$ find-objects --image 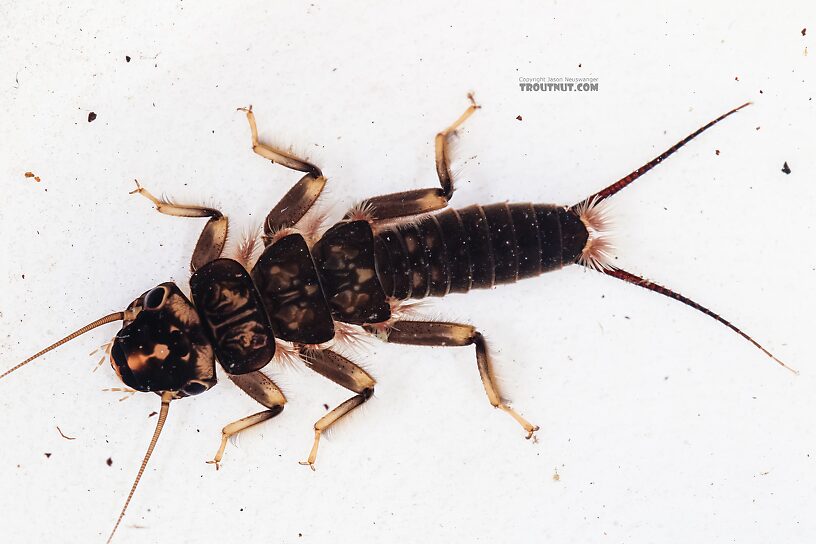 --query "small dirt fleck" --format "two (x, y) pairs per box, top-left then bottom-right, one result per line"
(88, 112), (97, 122)
(735, 76), (739, 81)
(44, 453), (52, 458)
(125, 55), (131, 62)
(802, 28), (807, 36)
(106, 457), (113, 467)
(24, 171), (42, 182)
(148, 411), (158, 418)
(782, 161), (791, 174)
(57, 426), (76, 440)
(323, 404), (329, 410)
(516, 115), (523, 121)
(715, 149), (720, 156)
(578, 63), (582, 68)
